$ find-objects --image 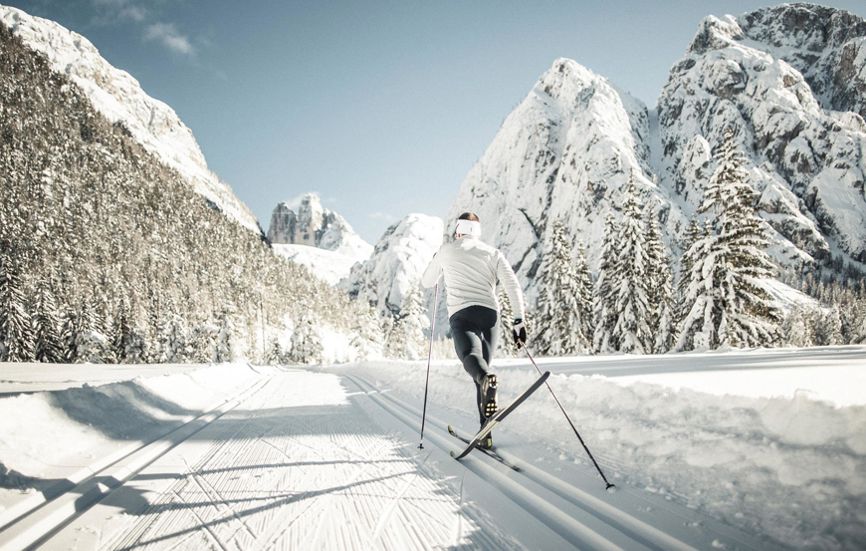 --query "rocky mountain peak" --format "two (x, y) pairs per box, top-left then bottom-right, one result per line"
(267, 193), (372, 261)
